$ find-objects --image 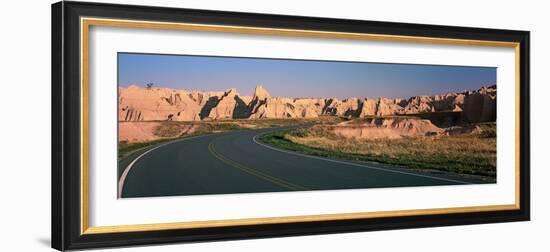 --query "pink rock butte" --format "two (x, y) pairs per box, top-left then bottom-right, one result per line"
(118, 84), (496, 123)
